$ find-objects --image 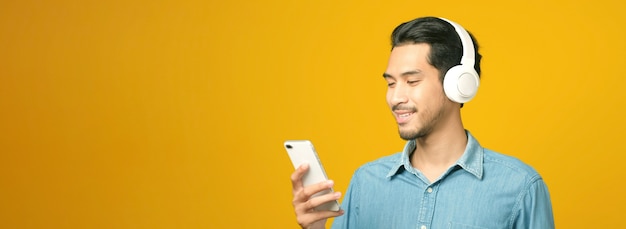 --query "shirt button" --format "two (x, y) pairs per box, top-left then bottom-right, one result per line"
(427, 187), (433, 193)
(420, 225), (427, 229)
